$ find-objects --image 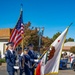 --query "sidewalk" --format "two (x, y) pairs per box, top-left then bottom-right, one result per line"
(0, 63), (6, 70)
